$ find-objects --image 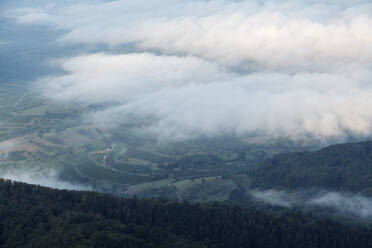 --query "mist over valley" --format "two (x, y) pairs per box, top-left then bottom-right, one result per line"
(1, 0), (372, 247)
